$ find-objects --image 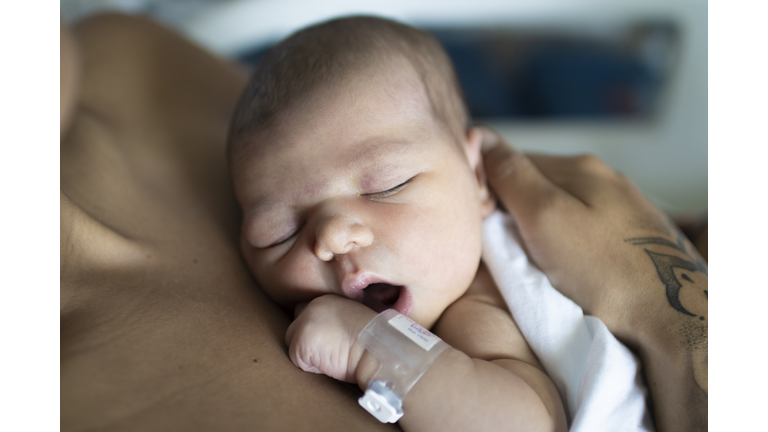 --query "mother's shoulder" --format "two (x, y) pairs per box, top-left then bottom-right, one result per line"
(72, 13), (247, 141)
